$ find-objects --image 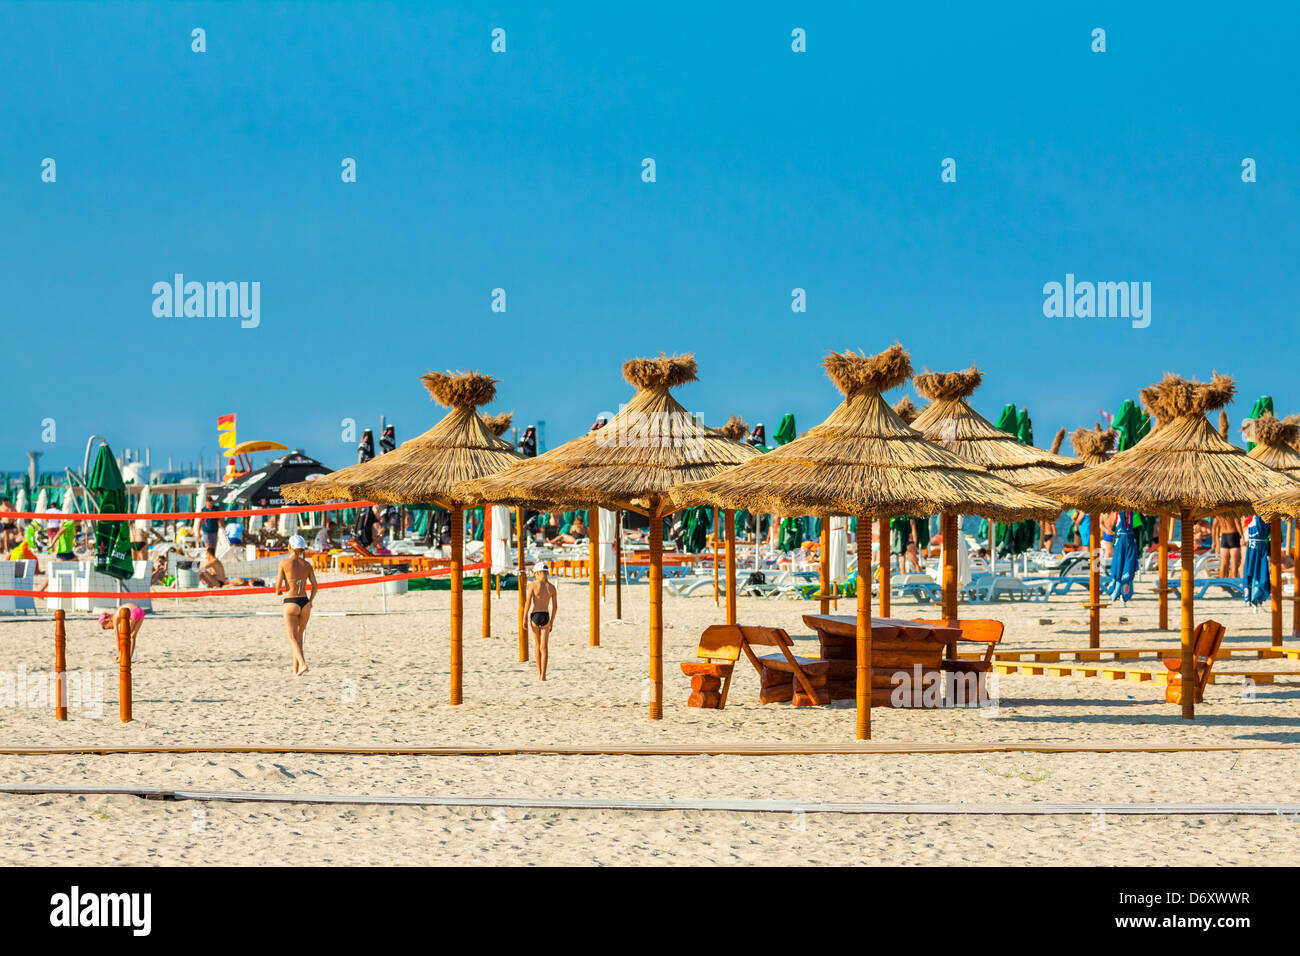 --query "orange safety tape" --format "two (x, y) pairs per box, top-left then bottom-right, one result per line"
(2, 501), (375, 521)
(0, 562), (491, 599)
